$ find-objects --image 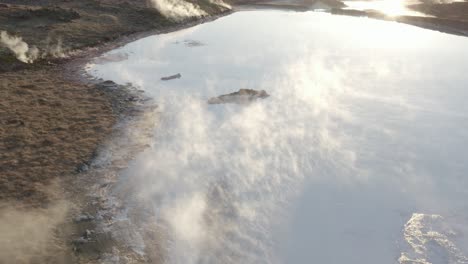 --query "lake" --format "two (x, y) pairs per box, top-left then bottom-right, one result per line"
(88, 10), (468, 264)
